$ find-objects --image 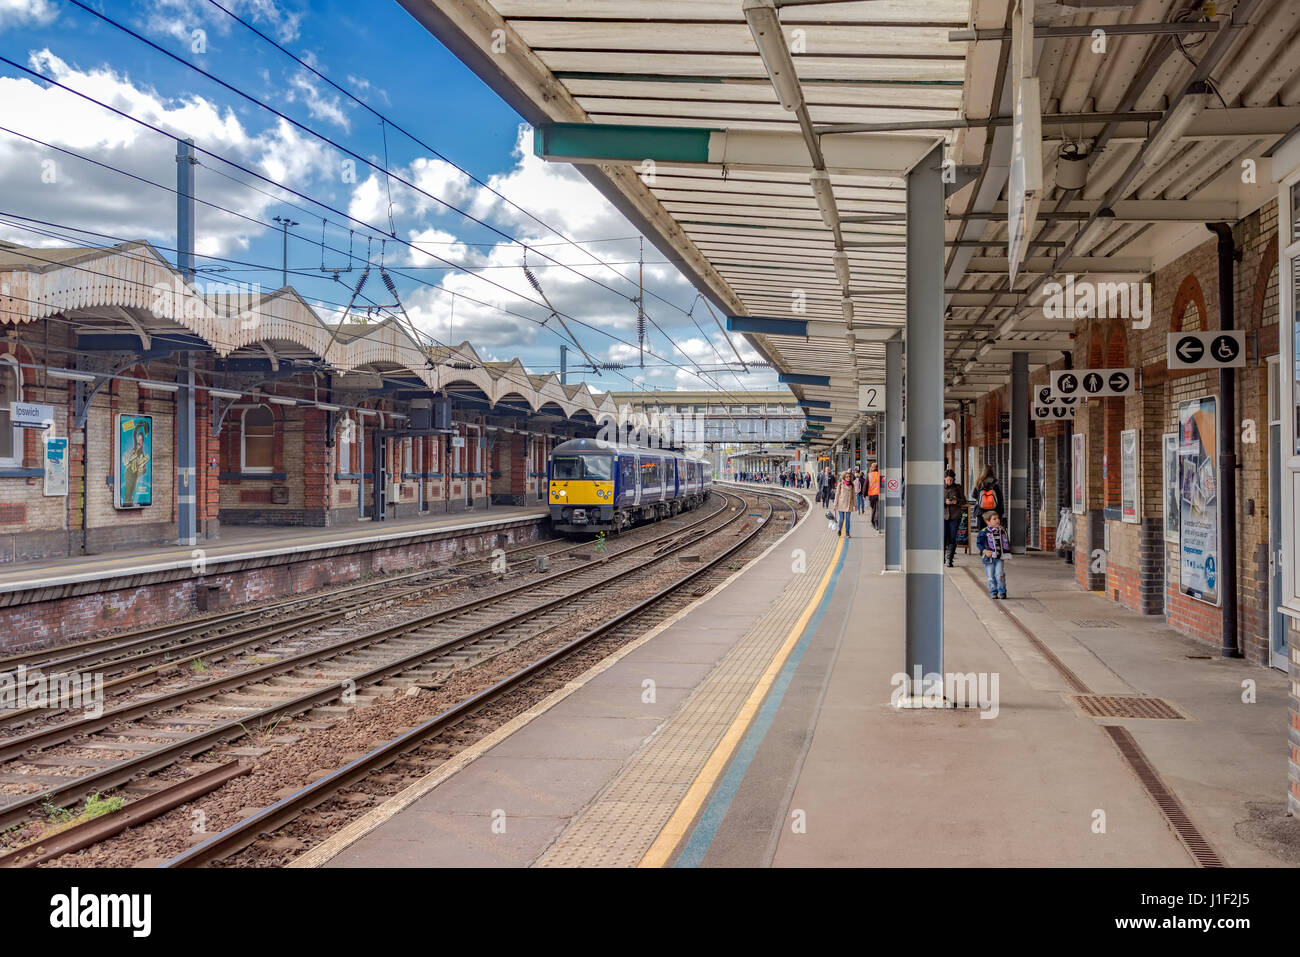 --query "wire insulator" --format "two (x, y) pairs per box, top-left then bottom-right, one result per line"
(381, 268), (399, 299)
(353, 267), (369, 296)
(523, 264), (543, 295)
